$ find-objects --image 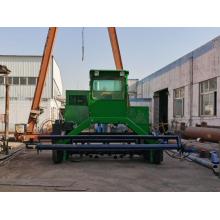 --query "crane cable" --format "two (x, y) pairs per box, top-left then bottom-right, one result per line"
(82, 27), (85, 61)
